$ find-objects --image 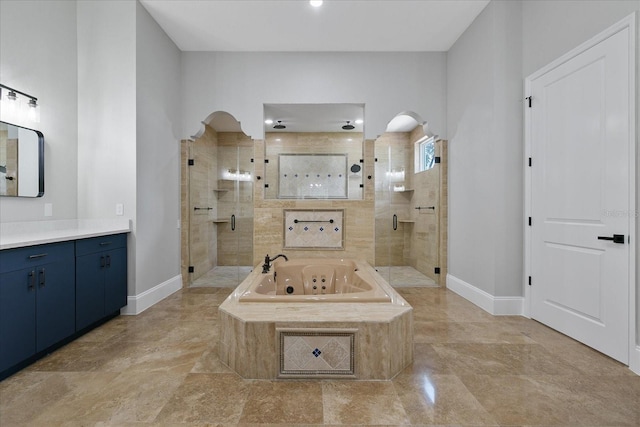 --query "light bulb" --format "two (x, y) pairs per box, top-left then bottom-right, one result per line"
(310, 0), (323, 7)
(27, 99), (40, 123)
(264, 119), (273, 125)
